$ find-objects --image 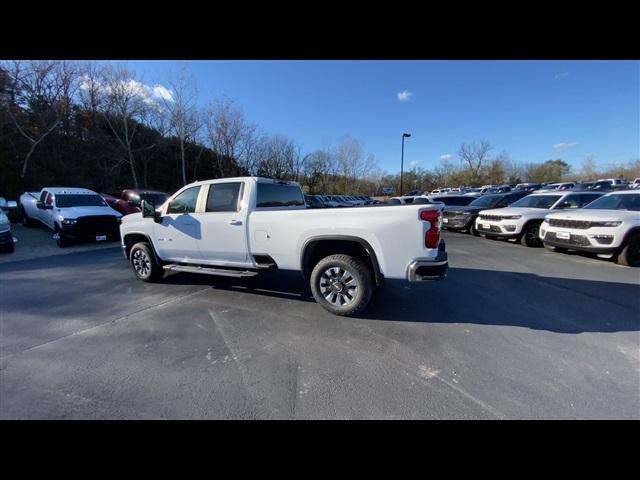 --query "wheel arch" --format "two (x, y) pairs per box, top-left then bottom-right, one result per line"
(123, 231), (162, 264)
(300, 235), (383, 287)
